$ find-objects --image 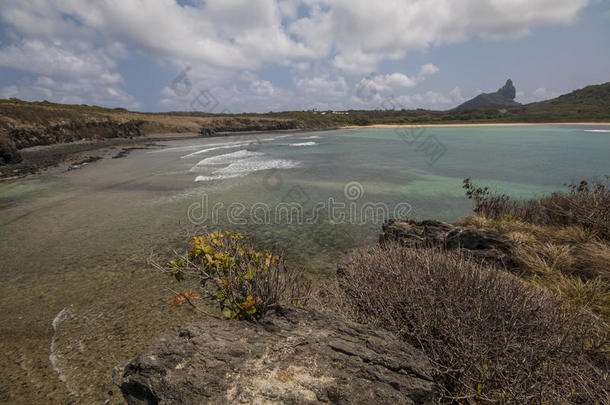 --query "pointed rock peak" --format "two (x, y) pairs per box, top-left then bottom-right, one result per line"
(498, 79), (516, 100)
